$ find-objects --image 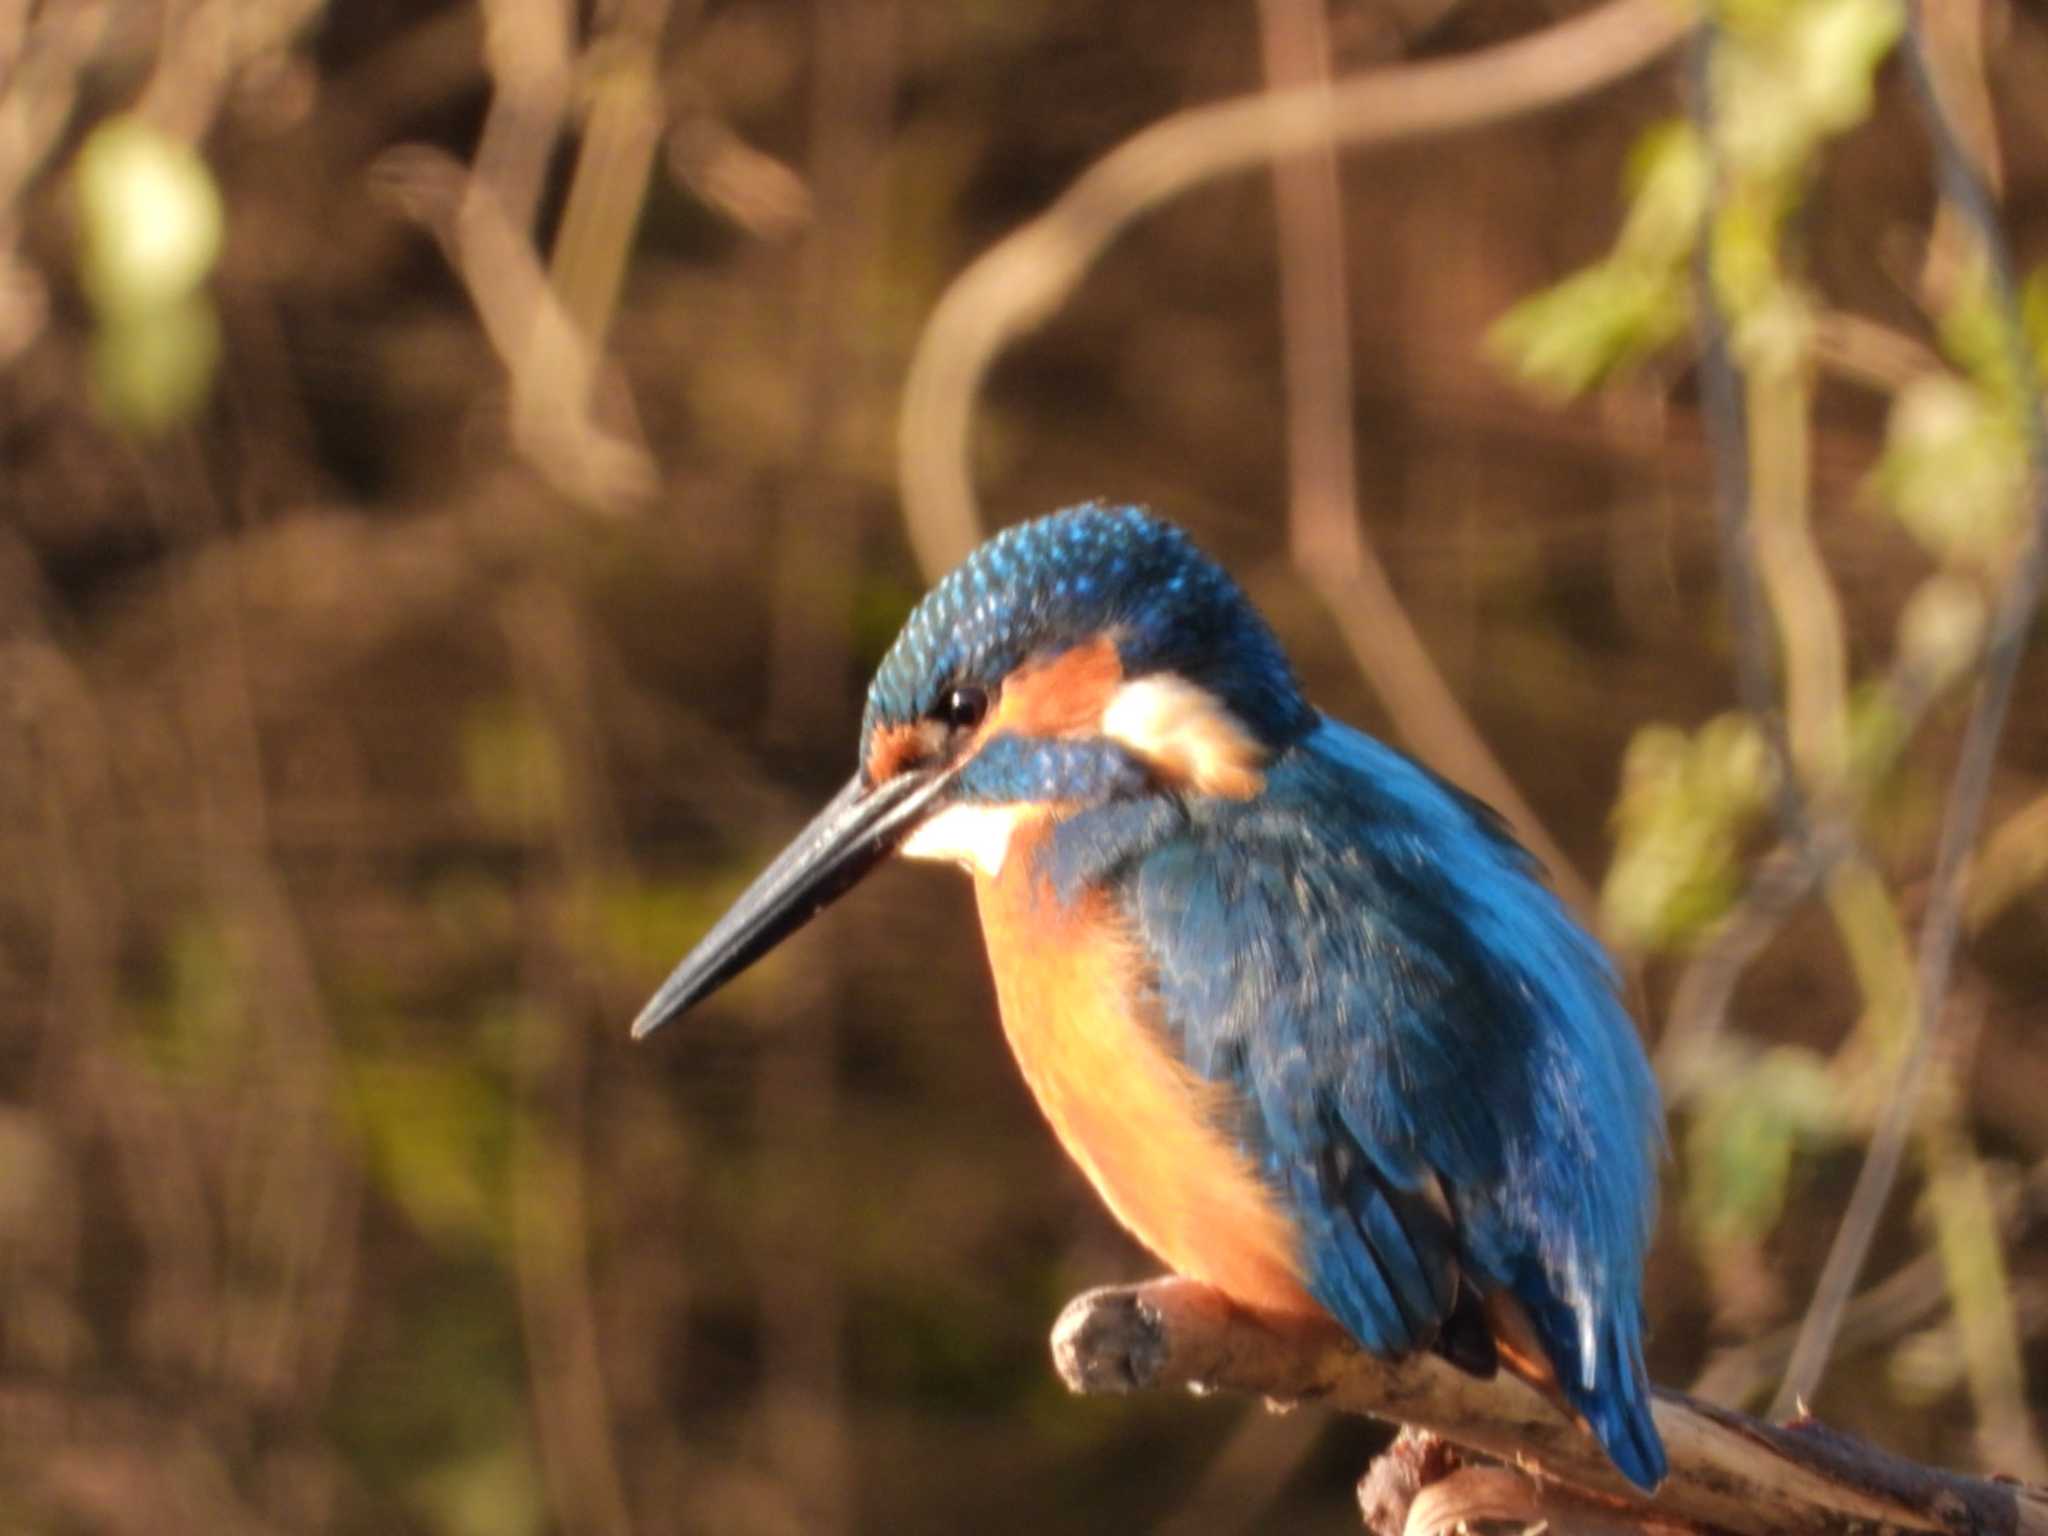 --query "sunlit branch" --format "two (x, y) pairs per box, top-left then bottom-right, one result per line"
(1055, 1277), (2048, 1536)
